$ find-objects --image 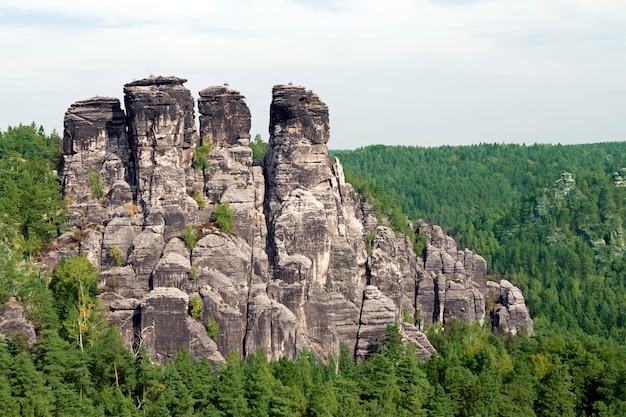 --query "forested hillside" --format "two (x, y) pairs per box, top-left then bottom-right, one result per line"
(1, 126), (626, 416)
(333, 143), (626, 341)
